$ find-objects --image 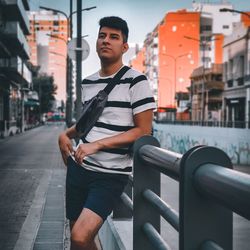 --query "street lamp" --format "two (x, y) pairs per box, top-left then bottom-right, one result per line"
(219, 8), (250, 18)
(161, 53), (190, 108)
(39, 5), (96, 126)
